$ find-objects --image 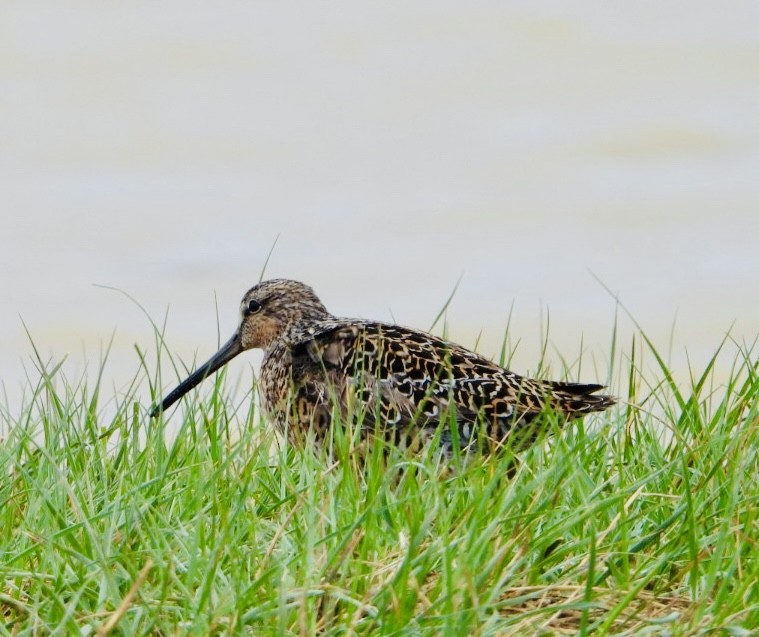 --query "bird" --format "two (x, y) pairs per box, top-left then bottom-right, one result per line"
(151, 279), (614, 454)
